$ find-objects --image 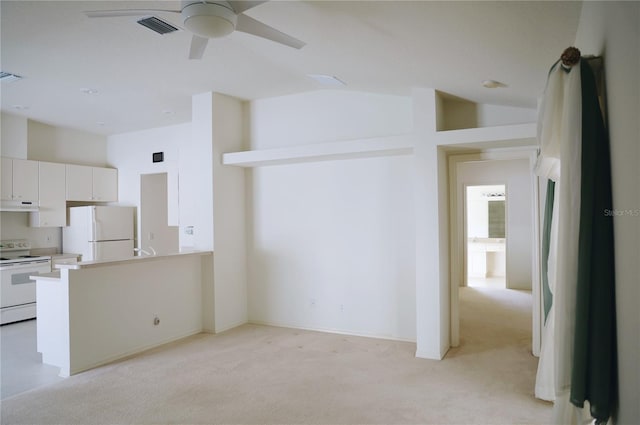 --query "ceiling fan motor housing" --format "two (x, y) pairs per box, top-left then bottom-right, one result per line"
(182, 1), (237, 38)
